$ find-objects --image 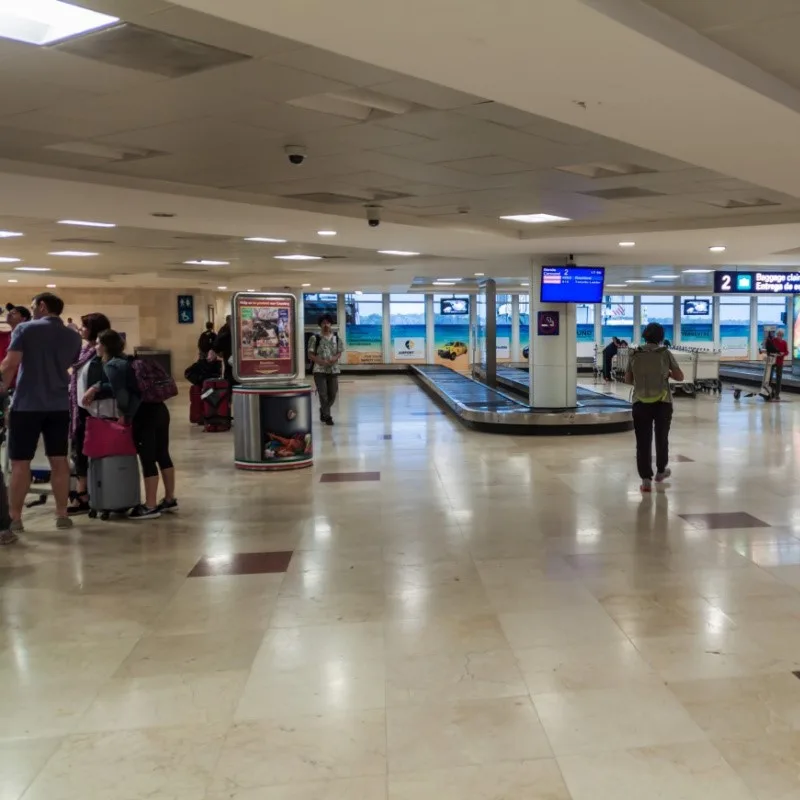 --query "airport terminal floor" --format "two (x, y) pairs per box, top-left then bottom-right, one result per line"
(3, 375), (800, 799)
